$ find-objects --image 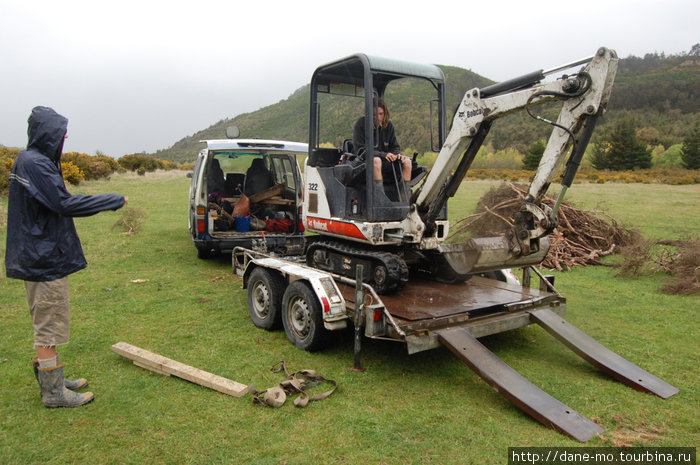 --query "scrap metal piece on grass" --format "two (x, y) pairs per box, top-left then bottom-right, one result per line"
(111, 342), (251, 397)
